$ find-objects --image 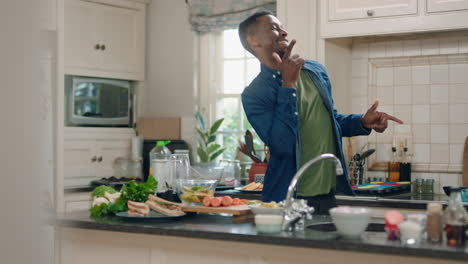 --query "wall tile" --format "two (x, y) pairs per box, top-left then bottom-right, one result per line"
(376, 143), (392, 162)
(376, 67), (393, 86)
(351, 96), (367, 113)
(386, 41), (403, 57)
(430, 84), (449, 104)
(430, 124), (449, 144)
(449, 84), (468, 104)
(413, 144), (430, 163)
(449, 64), (468, 84)
(412, 105), (430, 123)
(449, 144), (463, 164)
(394, 85), (412, 105)
(394, 105), (412, 124)
(352, 43), (369, 59)
(439, 38), (459, 54)
(412, 85), (430, 104)
(377, 85), (394, 105)
(351, 59), (368, 78)
(394, 66), (411, 85)
(460, 37), (468, 53)
(430, 64), (449, 84)
(412, 65), (430, 85)
(369, 42), (386, 58)
(412, 124), (430, 143)
(421, 38), (439, 55)
(430, 104), (448, 124)
(403, 40), (421, 56)
(439, 174), (461, 190)
(449, 124), (468, 143)
(351, 78), (367, 97)
(449, 104), (468, 123)
(430, 144), (449, 164)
